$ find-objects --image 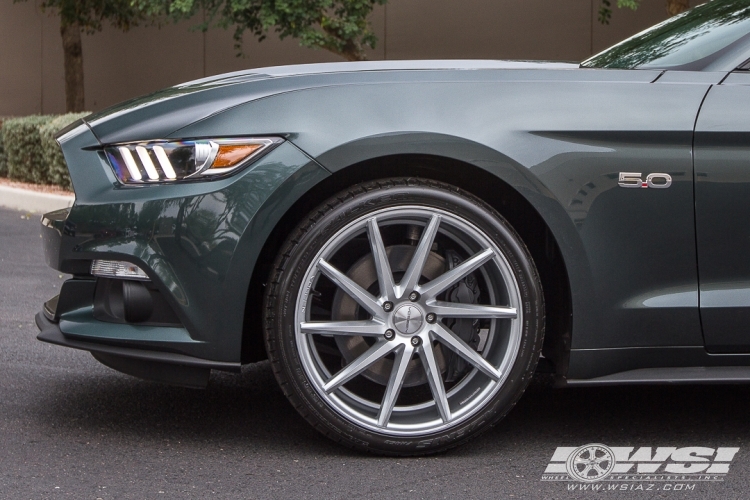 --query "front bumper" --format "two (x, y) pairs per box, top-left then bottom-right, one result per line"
(39, 123), (330, 367)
